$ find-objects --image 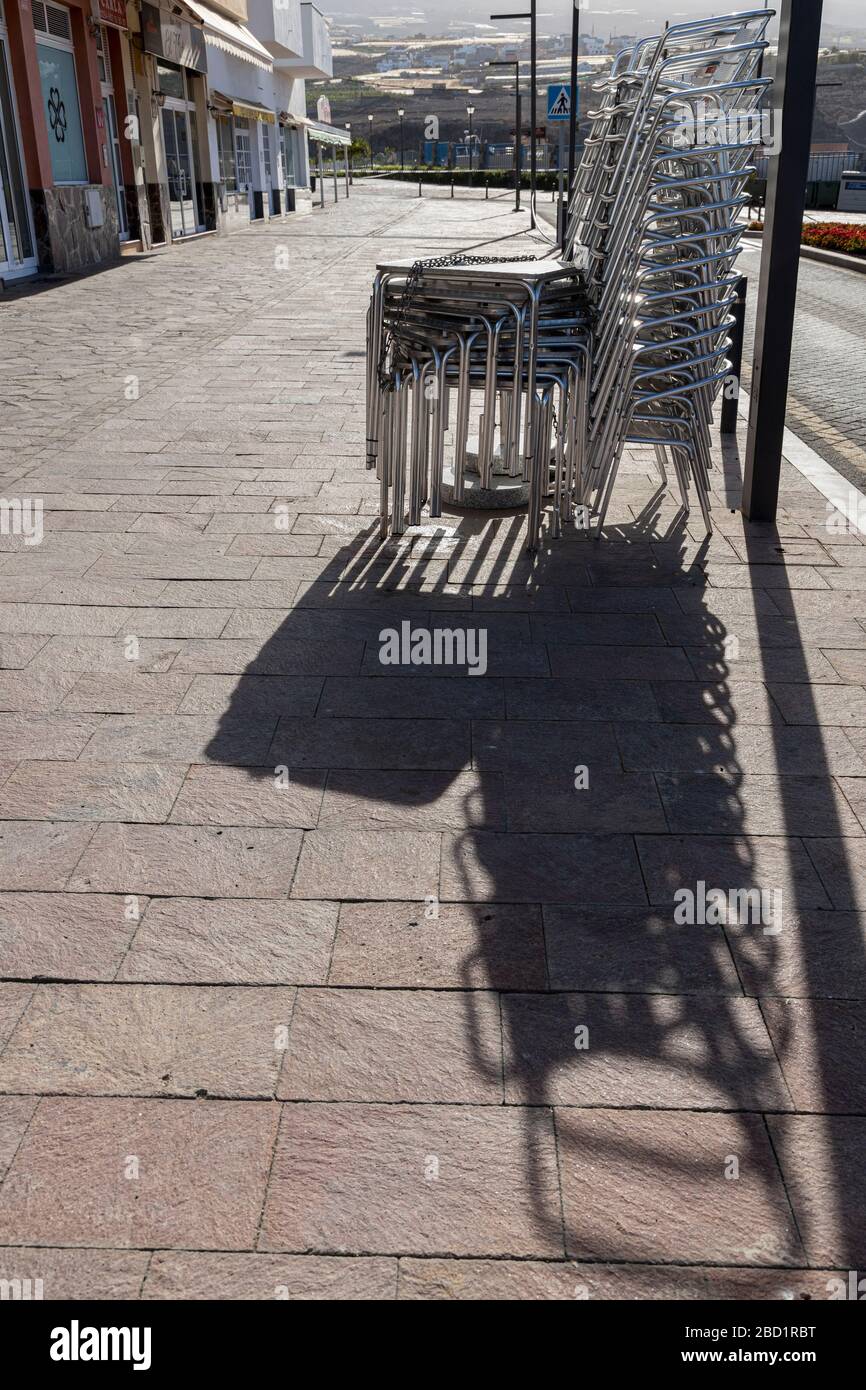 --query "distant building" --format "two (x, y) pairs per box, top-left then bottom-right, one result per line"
(606, 34), (637, 55)
(579, 34), (605, 56)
